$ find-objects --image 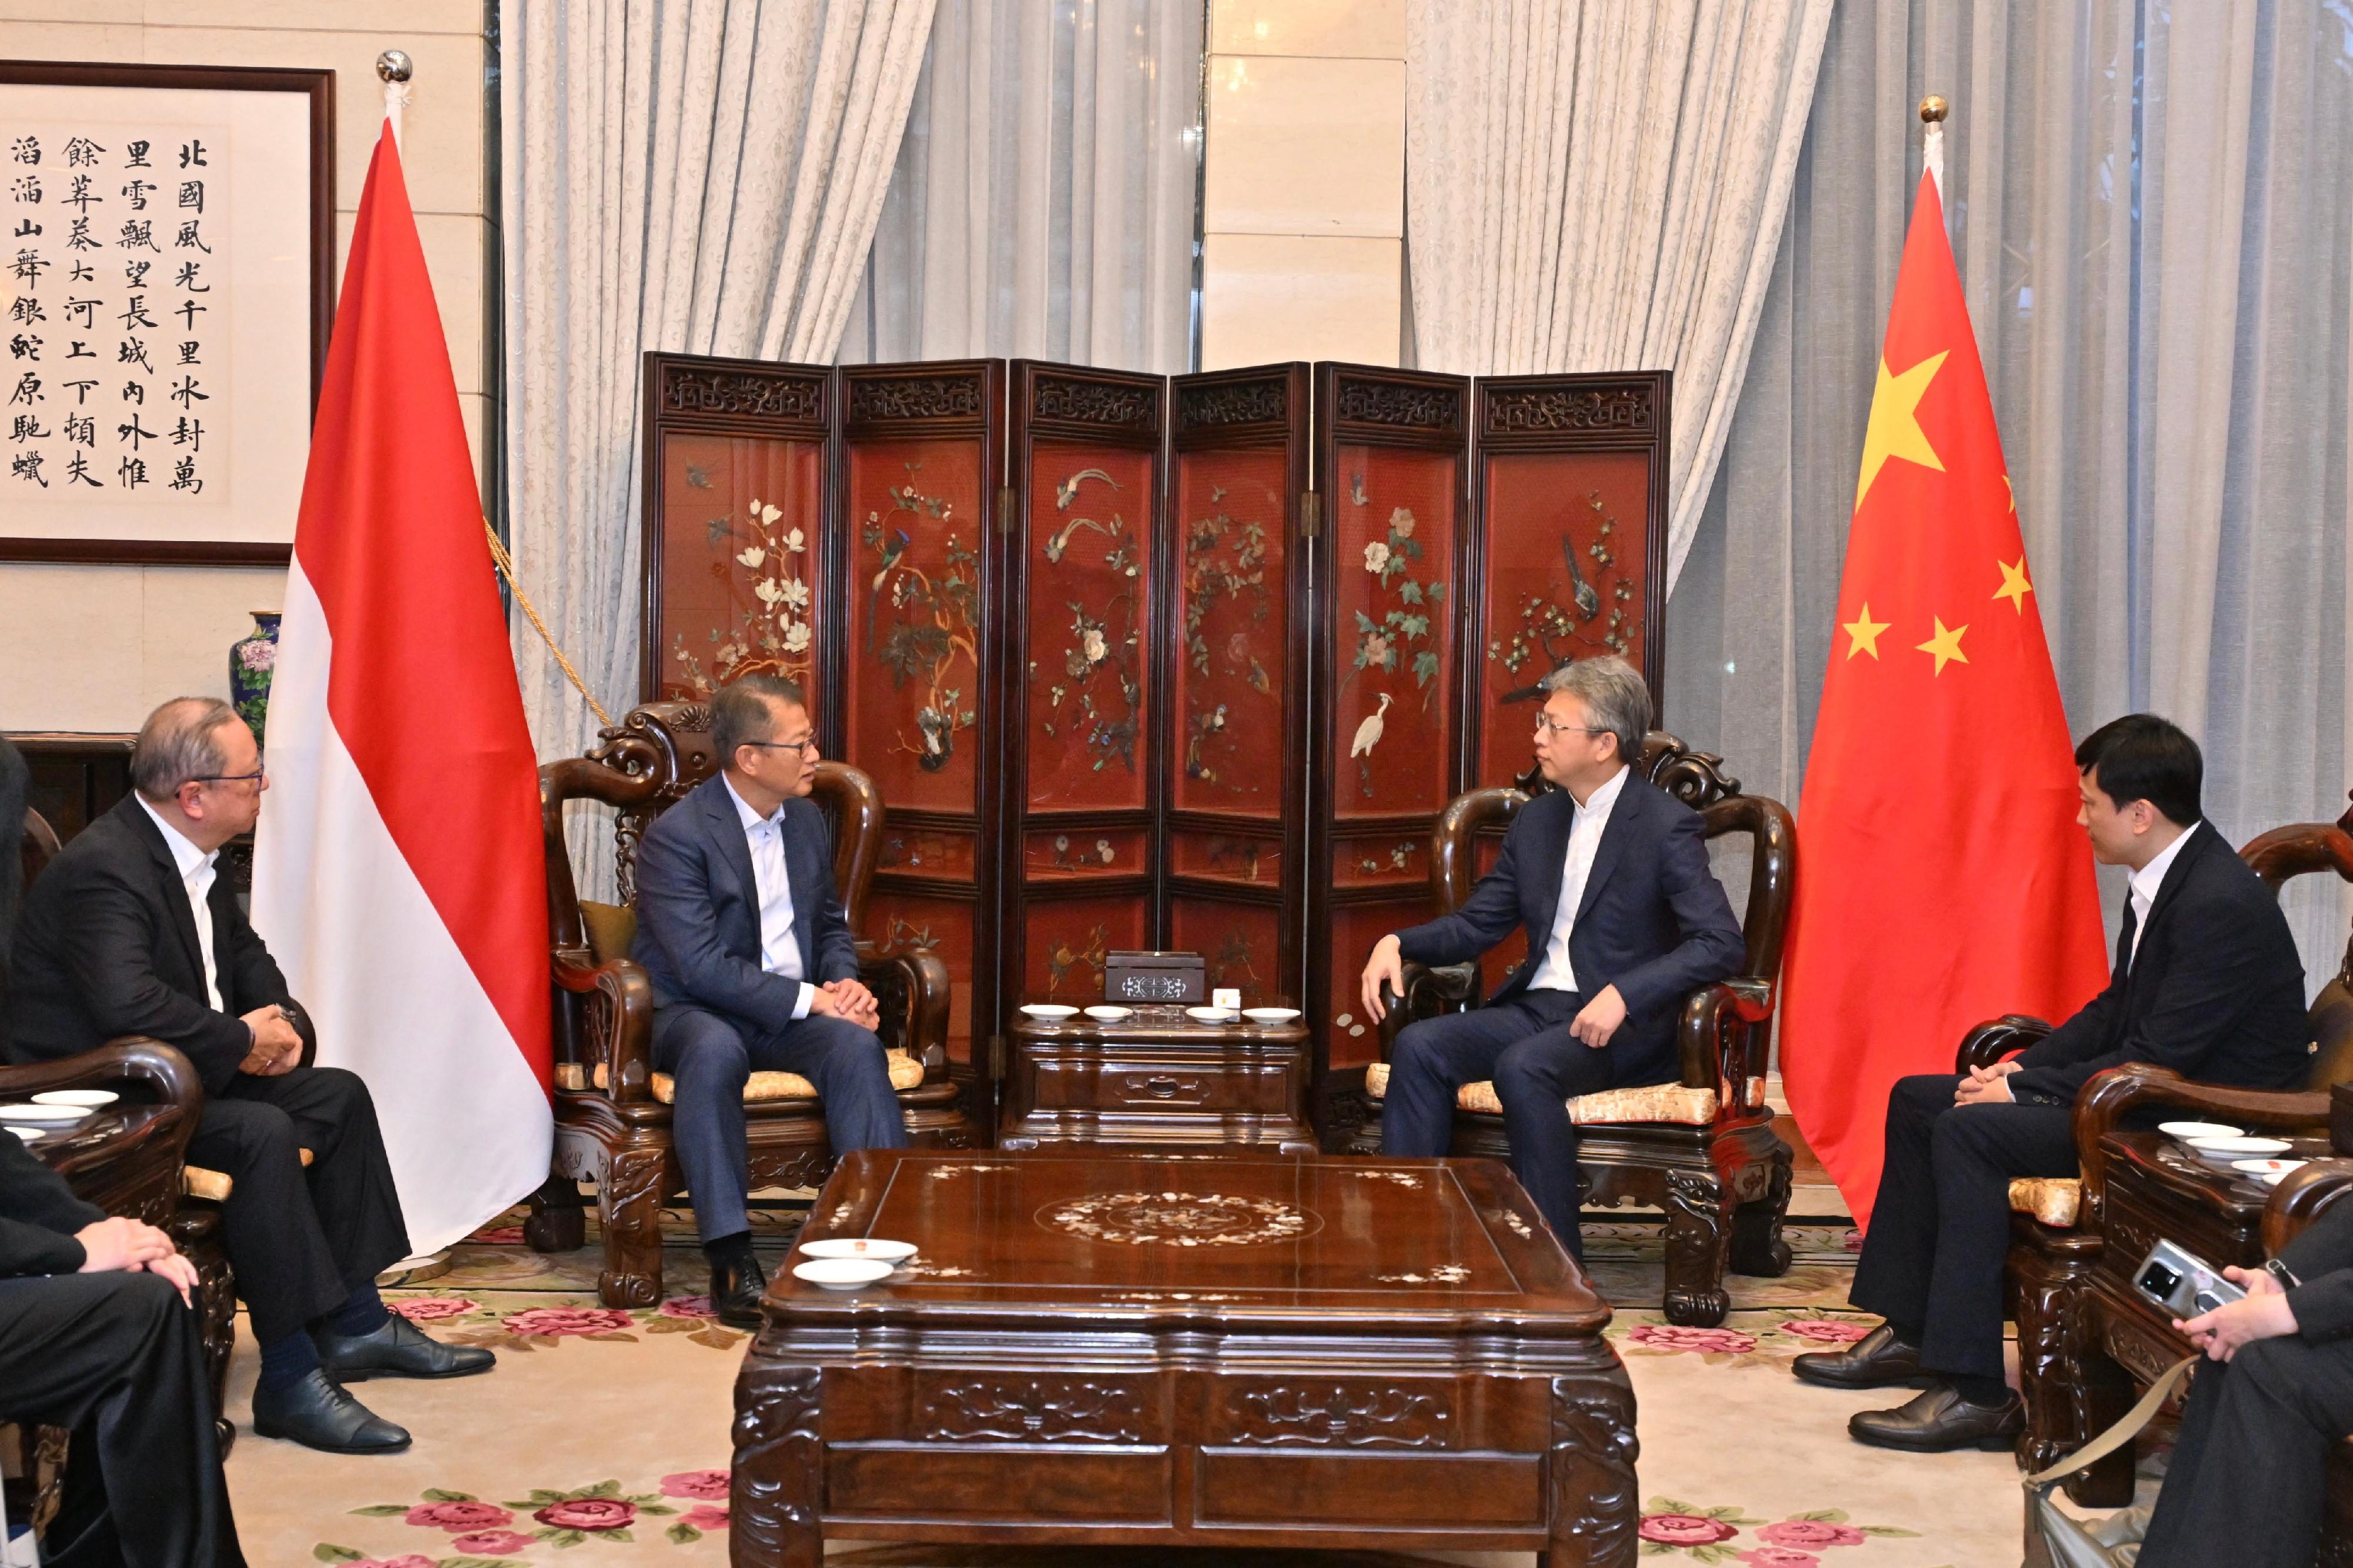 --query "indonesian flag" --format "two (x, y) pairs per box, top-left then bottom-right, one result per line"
(1779, 168), (2109, 1230)
(252, 120), (552, 1255)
